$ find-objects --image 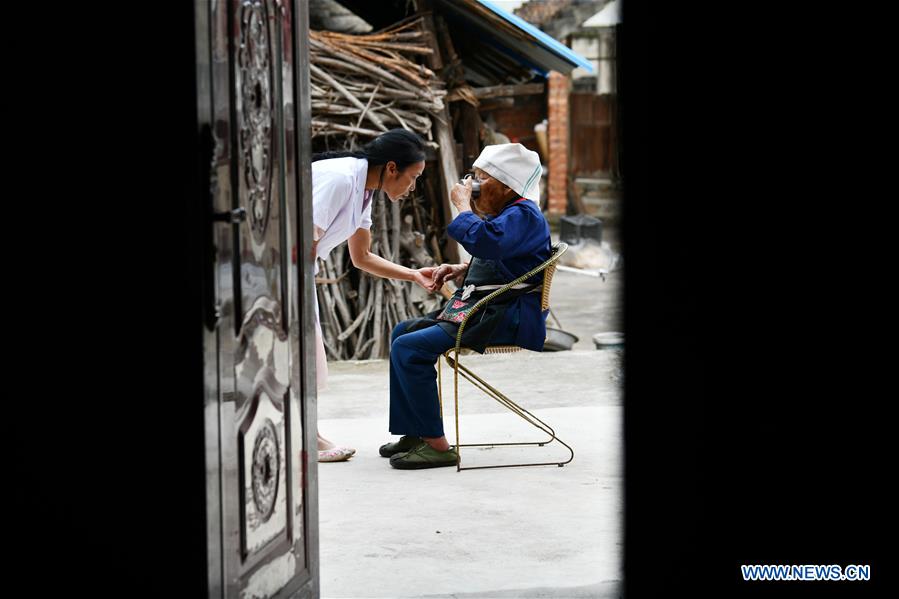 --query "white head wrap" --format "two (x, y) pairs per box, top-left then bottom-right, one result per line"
(472, 143), (542, 203)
